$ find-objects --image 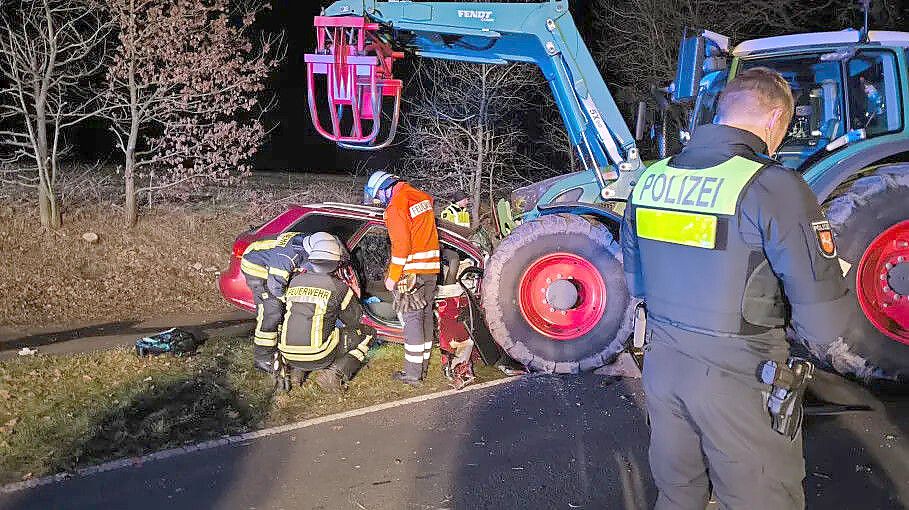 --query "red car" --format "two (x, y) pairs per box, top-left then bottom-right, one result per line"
(219, 202), (496, 351)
